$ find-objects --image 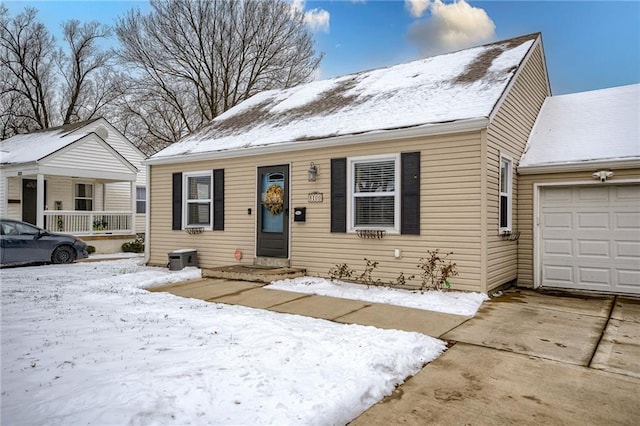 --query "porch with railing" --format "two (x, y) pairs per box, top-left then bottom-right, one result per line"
(44, 211), (133, 235)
